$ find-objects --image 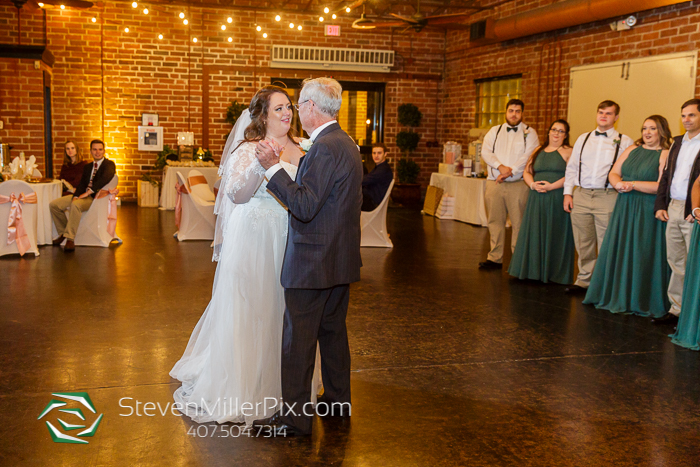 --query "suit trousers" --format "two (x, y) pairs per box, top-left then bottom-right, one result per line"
(485, 180), (530, 263)
(49, 195), (93, 240)
(280, 285), (351, 435)
(570, 188), (618, 288)
(665, 199), (694, 316)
